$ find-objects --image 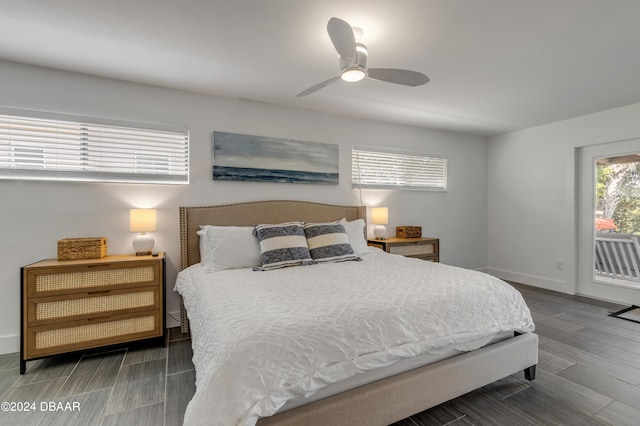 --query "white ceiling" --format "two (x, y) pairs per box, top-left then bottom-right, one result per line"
(1, 0), (640, 136)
